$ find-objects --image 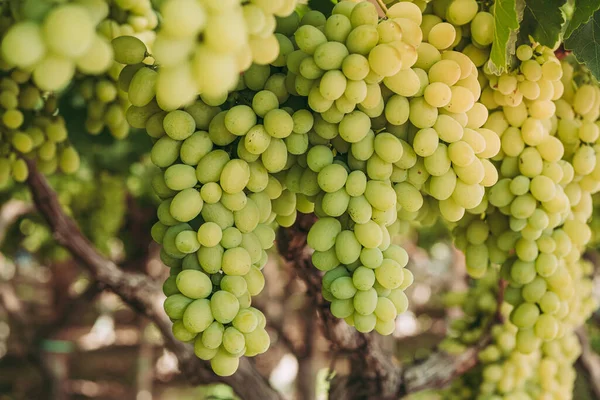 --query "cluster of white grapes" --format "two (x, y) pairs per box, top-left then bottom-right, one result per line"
(0, 68), (80, 183)
(1, 1), (115, 91)
(76, 74), (131, 139)
(74, 0), (157, 139)
(413, 0), (599, 398)
(116, 36), (278, 376)
(148, 0), (299, 110)
(0, 0), (134, 182)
